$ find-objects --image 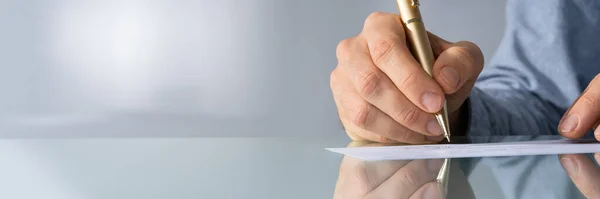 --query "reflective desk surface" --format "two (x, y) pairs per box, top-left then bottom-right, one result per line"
(0, 135), (595, 199)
